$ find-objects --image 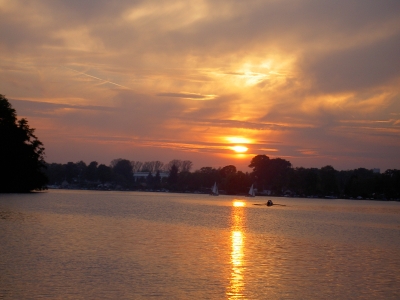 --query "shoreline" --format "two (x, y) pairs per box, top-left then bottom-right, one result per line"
(43, 187), (400, 202)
